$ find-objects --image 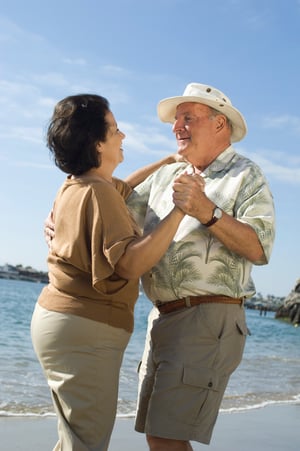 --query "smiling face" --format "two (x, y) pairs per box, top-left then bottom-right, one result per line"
(172, 102), (229, 169)
(100, 111), (126, 166)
